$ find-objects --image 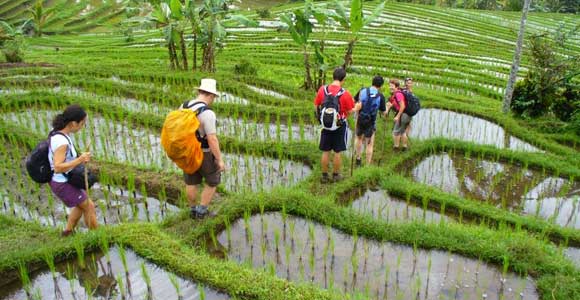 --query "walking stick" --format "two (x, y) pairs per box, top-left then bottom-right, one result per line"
(84, 142), (91, 198)
(350, 111), (358, 177)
